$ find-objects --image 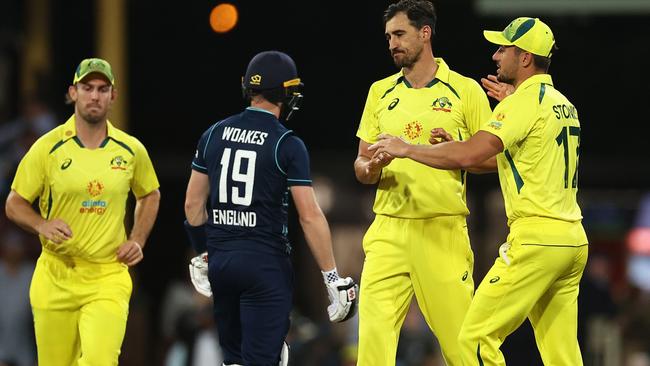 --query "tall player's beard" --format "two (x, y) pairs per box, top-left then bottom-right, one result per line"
(392, 46), (422, 69)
